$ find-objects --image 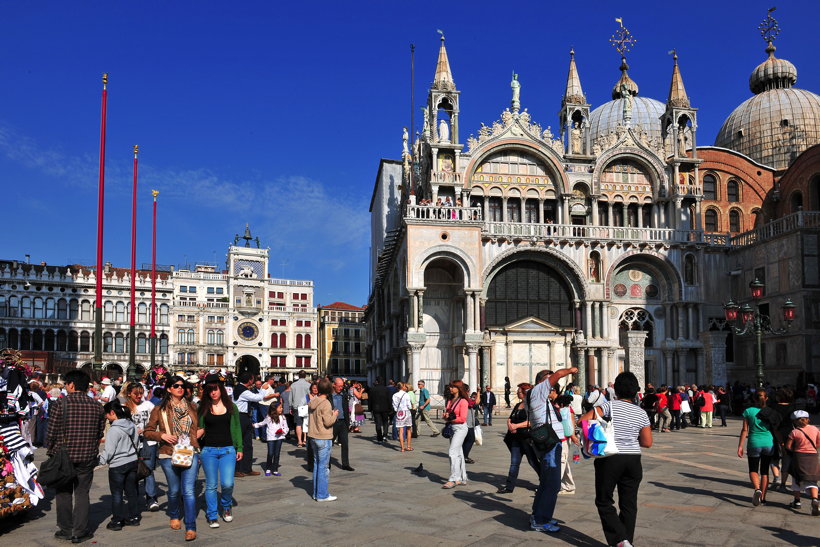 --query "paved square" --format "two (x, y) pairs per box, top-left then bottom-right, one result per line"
(2, 415), (818, 546)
